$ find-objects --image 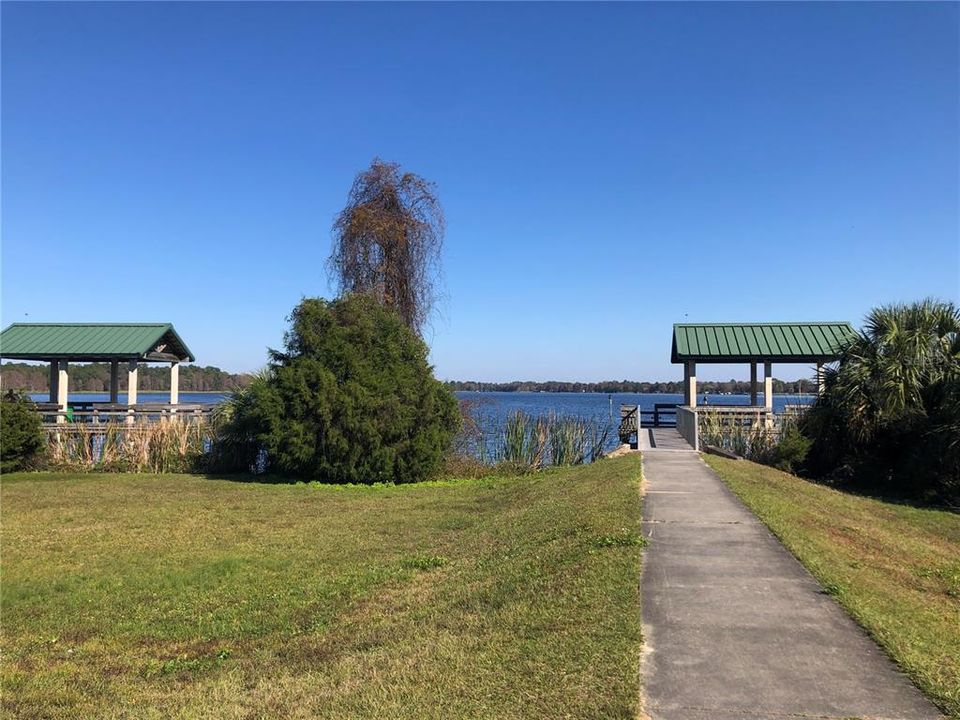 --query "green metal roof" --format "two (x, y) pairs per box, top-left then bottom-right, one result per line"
(0, 323), (194, 362)
(672, 322), (855, 364)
